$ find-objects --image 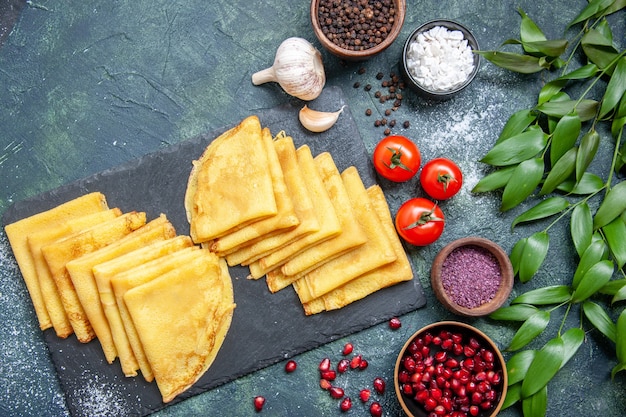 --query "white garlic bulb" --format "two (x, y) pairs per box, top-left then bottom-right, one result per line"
(299, 105), (345, 133)
(252, 37), (326, 101)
